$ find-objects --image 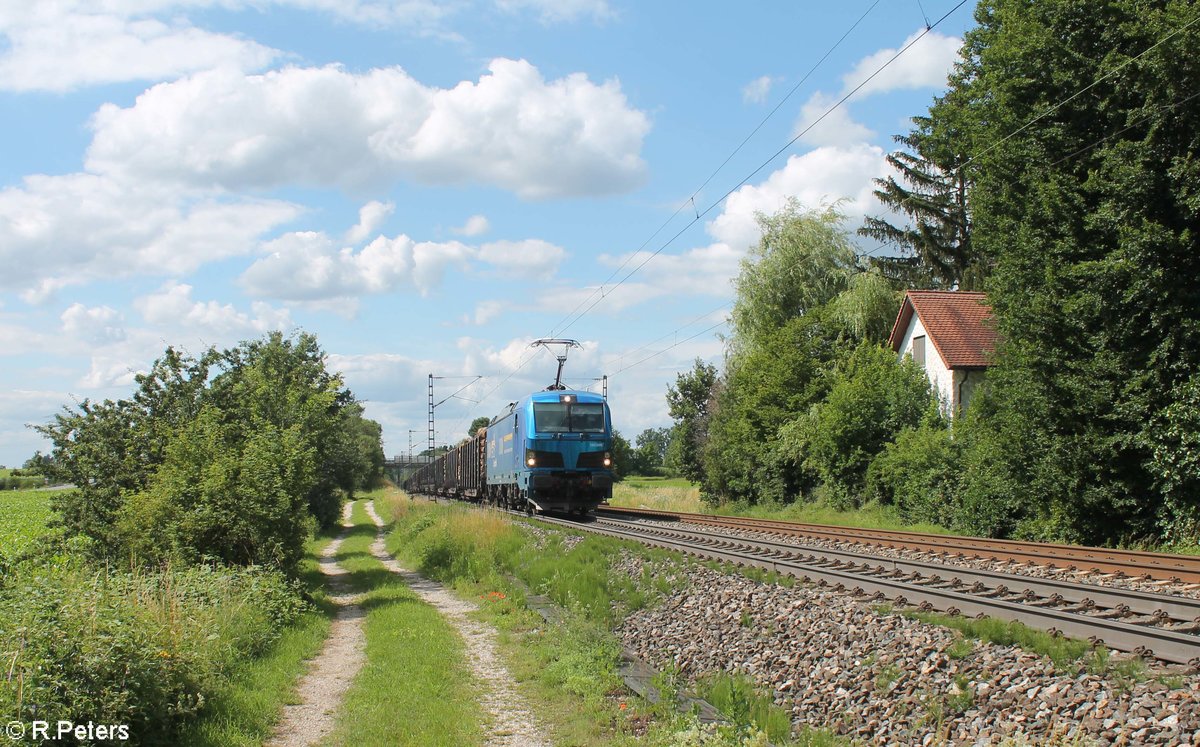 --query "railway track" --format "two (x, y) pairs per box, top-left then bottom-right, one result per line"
(596, 506), (1200, 584)
(533, 509), (1200, 666)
